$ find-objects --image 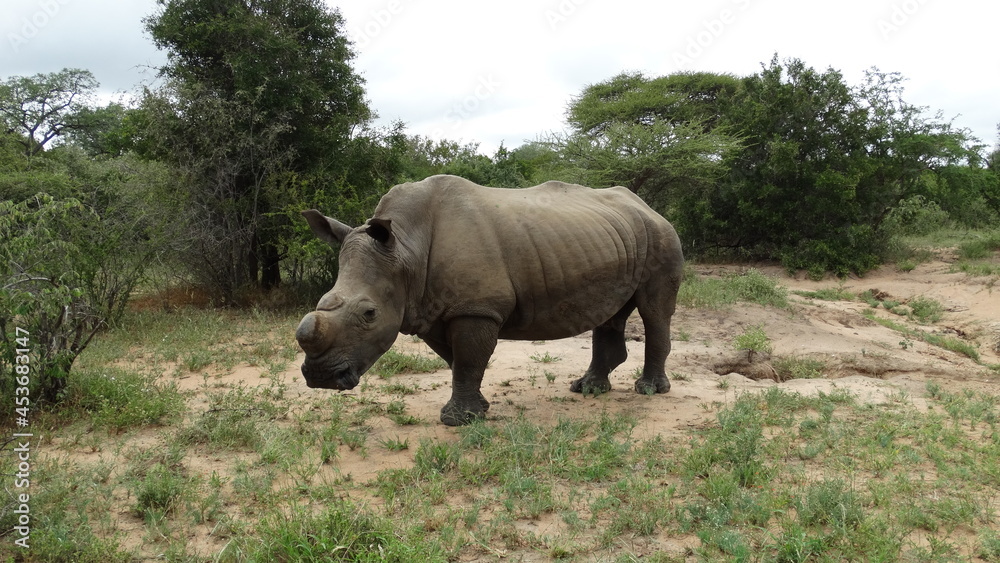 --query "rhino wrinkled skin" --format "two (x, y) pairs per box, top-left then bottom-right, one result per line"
(296, 174), (684, 426)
